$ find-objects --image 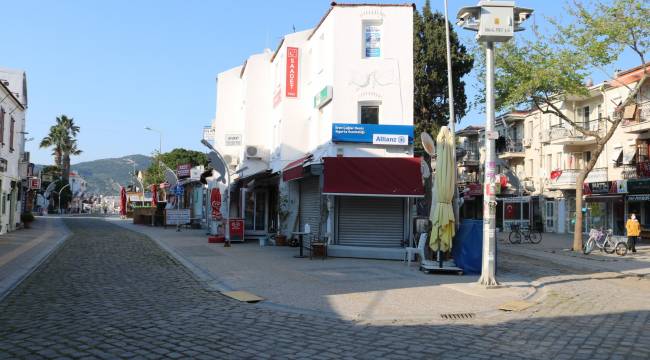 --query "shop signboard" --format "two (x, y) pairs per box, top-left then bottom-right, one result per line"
(589, 181), (610, 194)
(225, 134), (242, 146)
(202, 126), (215, 143)
(177, 164), (191, 179)
(468, 182), (482, 196)
(610, 180), (628, 194)
(166, 209), (191, 225)
(229, 218), (244, 241)
(332, 123), (413, 145)
(29, 177), (41, 190)
(286, 47), (299, 98)
(627, 178), (650, 194)
(628, 194), (650, 202)
(313, 86), (333, 109)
